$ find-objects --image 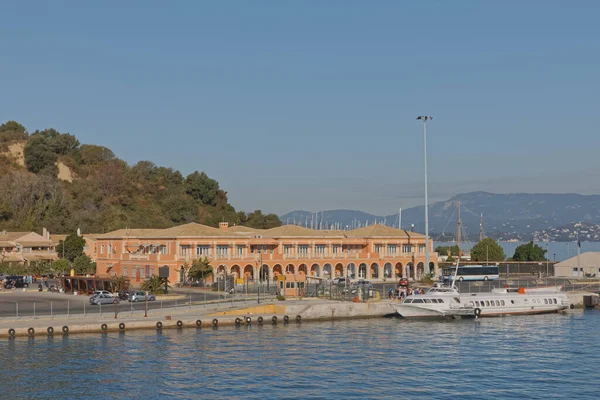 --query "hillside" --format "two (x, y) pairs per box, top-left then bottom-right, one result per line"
(282, 192), (600, 241)
(0, 120), (281, 233)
